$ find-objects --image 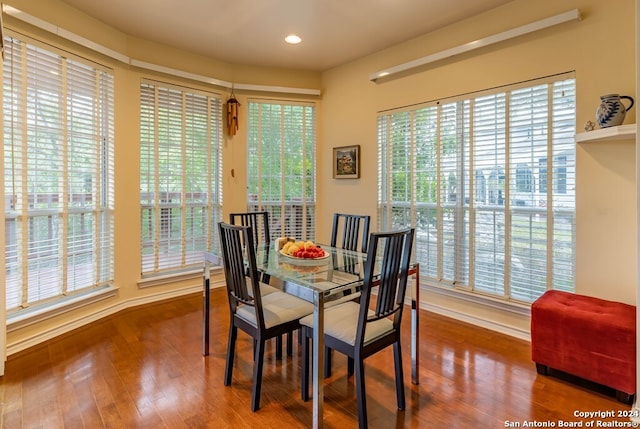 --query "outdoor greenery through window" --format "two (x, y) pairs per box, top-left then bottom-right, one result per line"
(140, 81), (223, 276)
(3, 34), (115, 311)
(247, 100), (316, 241)
(377, 73), (576, 304)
